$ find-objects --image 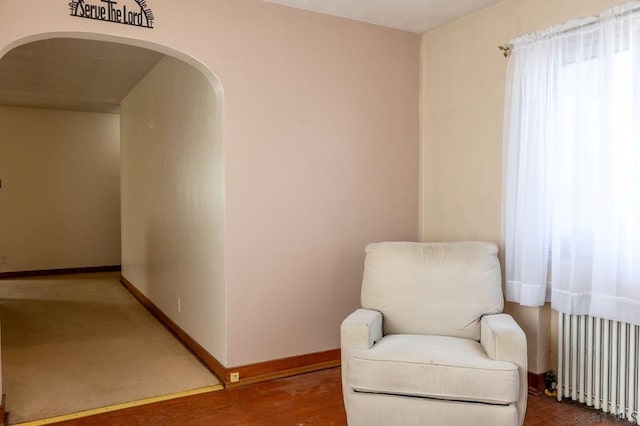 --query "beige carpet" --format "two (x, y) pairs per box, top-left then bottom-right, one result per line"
(0, 272), (221, 424)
